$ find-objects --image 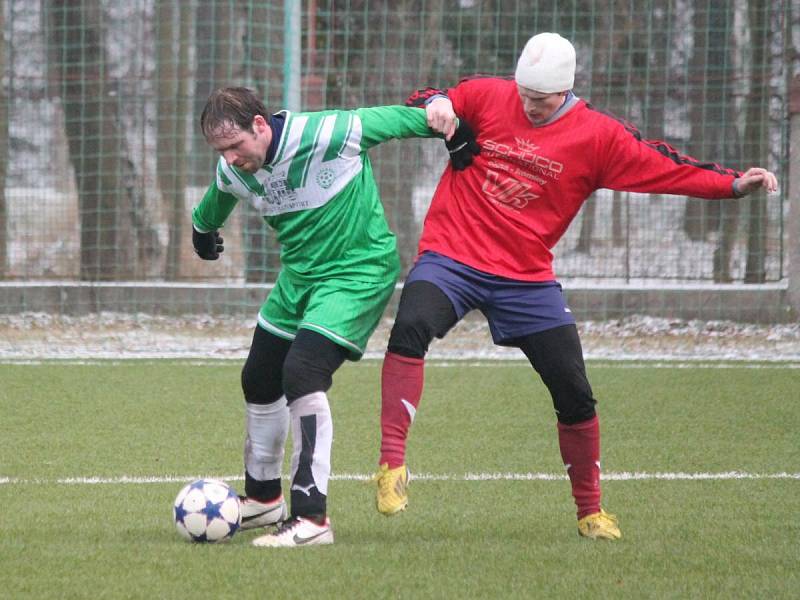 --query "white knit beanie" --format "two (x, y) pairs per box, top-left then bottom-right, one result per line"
(514, 32), (576, 93)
